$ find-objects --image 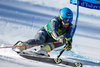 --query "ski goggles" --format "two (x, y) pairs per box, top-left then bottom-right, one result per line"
(62, 18), (73, 23)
